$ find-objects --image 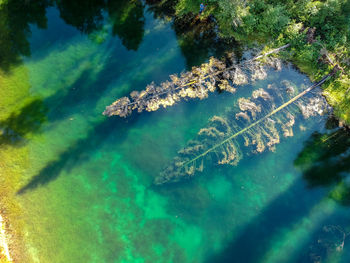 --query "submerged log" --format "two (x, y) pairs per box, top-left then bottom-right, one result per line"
(155, 68), (337, 184)
(103, 44), (291, 117)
